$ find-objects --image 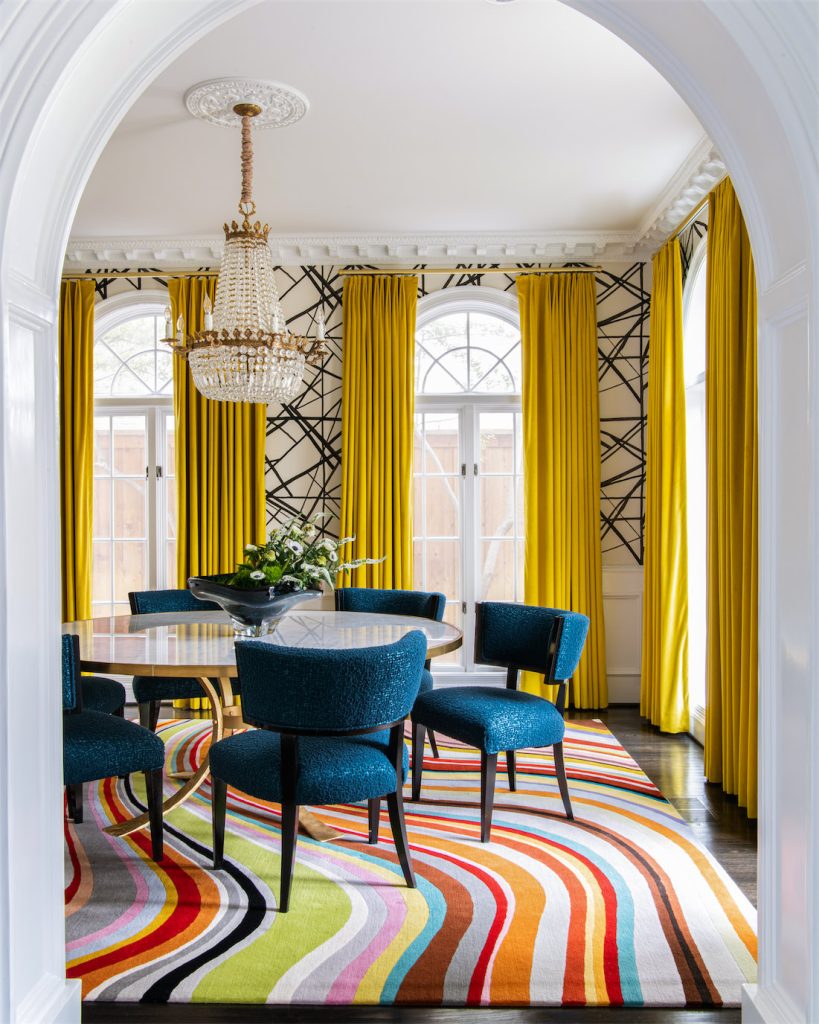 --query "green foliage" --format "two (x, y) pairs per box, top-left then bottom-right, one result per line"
(228, 512), (384, 593)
